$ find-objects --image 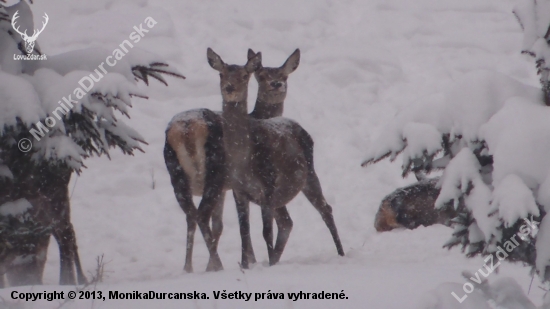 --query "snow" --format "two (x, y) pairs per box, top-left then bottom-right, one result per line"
(436, 148), (481, 210)
(481, 98), (550, 190)
(491, 174), (539, 228)
(358, 0), (550, 294)
(32, 135), (86, 170)
(443, 71), (539, 143)
(0, 31), (23, 75)
(2, 0), (550, 308)
(513, 0), (550, 97)
(0, 164), (13, 179)
(466, 178), (501, 245)
(0, 198), (32, 216)
(536, 215), (550, 280)
(417, 276), (537, 309)
(29, 47), (134, 81)
(364, 71), (541, 168)
(402, 122), (442, 170)
(0, 71), (44, 131)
